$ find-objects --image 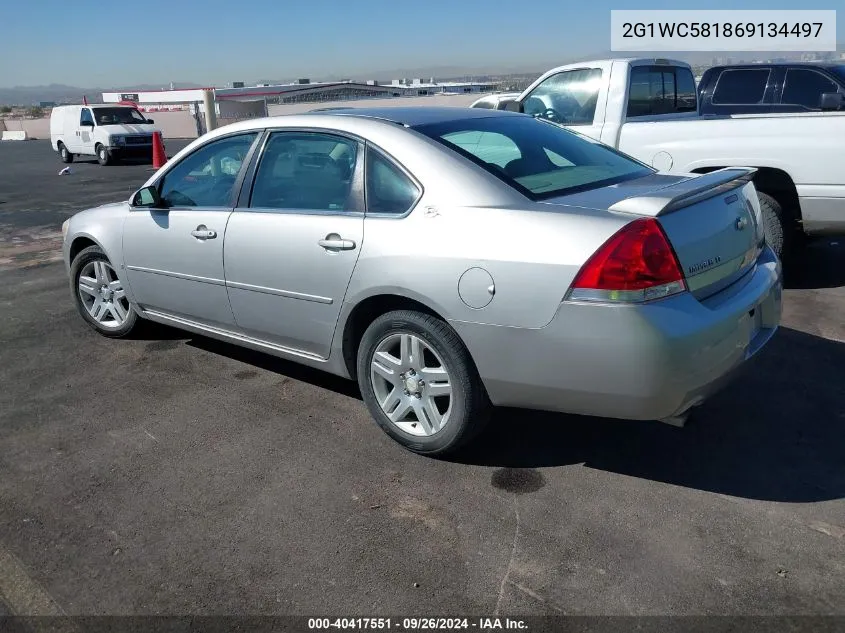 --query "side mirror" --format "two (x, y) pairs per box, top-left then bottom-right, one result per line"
(146, 118), (155, 124)
(81, 121), (94, 127)
(504, 100), (524, 113)
(131, 185), (164, 209)
(820, 92), (844, 111)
